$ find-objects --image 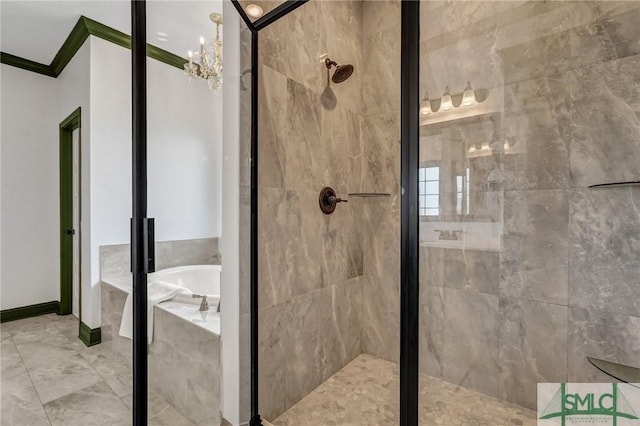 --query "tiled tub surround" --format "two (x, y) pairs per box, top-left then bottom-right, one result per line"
(100, 237), (223, 424)
(100, 237), (221, 279)
(101, 281), (222, 425)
